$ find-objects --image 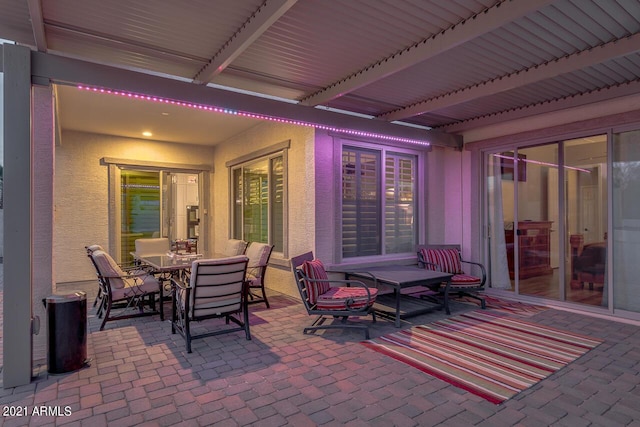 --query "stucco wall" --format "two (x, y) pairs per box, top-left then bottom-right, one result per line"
(312, 132), (464, 268)
(54, 125), (464, 296)
(211, 121), (316, 298)
(312, 130), (336, 264)
(426, 146), (466, 246)
(54, 130), (215, 284)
